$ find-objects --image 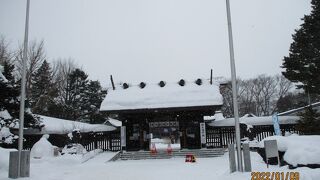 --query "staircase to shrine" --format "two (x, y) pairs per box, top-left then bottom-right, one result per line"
(109, 148), (226, 161)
